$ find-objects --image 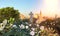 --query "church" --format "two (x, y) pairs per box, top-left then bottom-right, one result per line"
(36, 11), (46, 24)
